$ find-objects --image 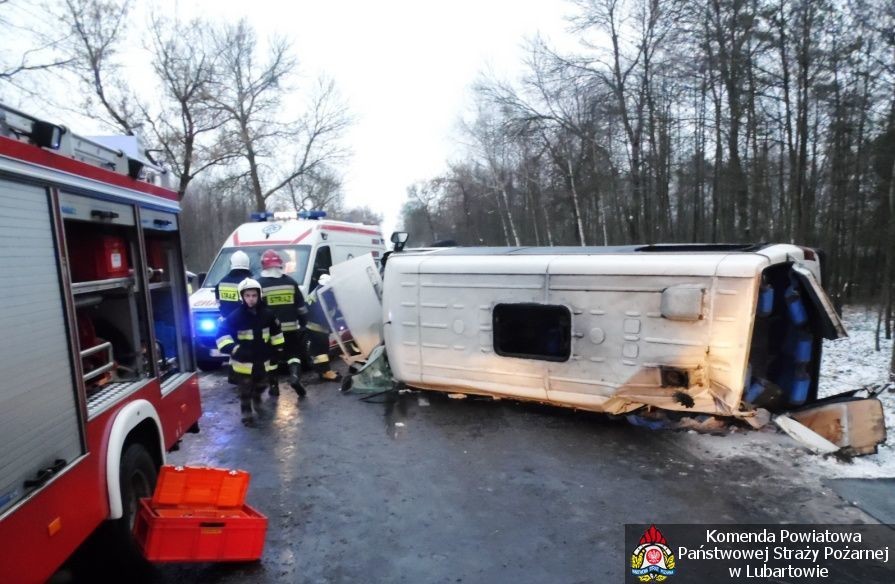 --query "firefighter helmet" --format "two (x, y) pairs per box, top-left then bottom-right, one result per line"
(261, 249), (284, 269)
(237, 278), (262, 301)
(230, 250), (250, 271)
